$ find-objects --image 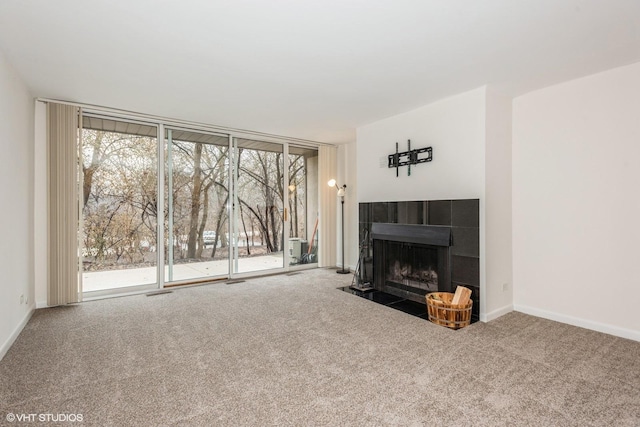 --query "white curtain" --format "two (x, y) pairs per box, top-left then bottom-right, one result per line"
(318, 145), (337, 268)
(47, 103), (80, 306)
